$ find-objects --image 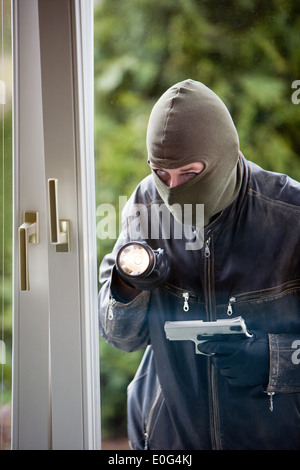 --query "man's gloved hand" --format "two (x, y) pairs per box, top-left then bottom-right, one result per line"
(197, 330), (270, 387)
(116, 241), (169, 291)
